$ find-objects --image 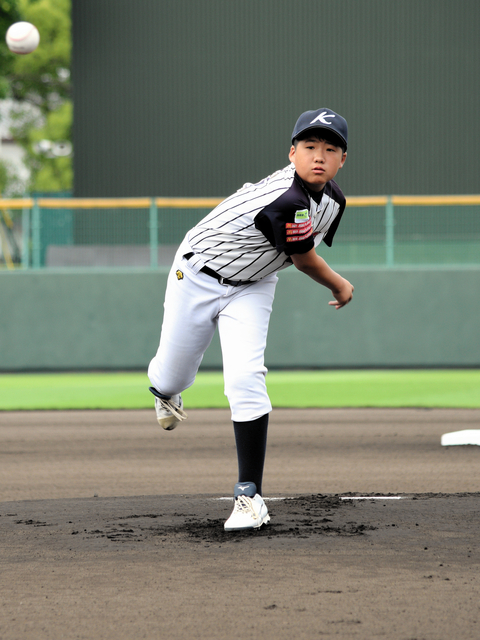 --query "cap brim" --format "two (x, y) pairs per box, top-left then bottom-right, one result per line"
(292, 125), (347, 149)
